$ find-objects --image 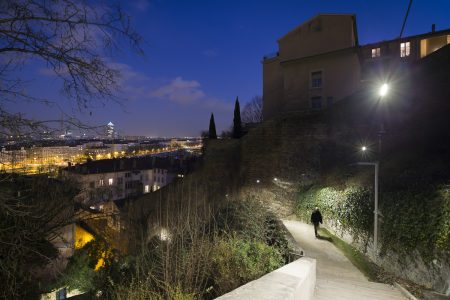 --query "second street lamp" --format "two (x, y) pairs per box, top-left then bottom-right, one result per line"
(358, 146), (379, 260)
